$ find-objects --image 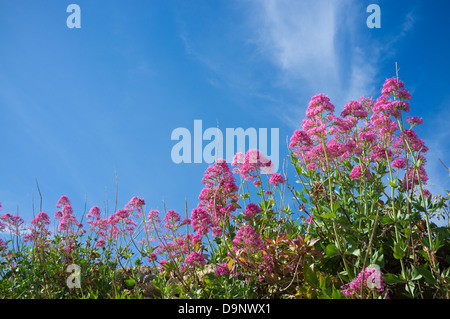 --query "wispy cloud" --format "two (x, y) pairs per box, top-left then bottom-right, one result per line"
(244, 0), (419, 128)
(248, 0), (340, 91)
(174, 1), (420, 131)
